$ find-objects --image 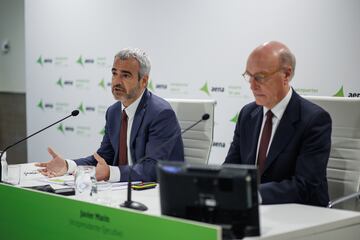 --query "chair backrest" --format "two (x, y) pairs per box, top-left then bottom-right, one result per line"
(166, 99), (216, 164)
(304, 96), (360, 210)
